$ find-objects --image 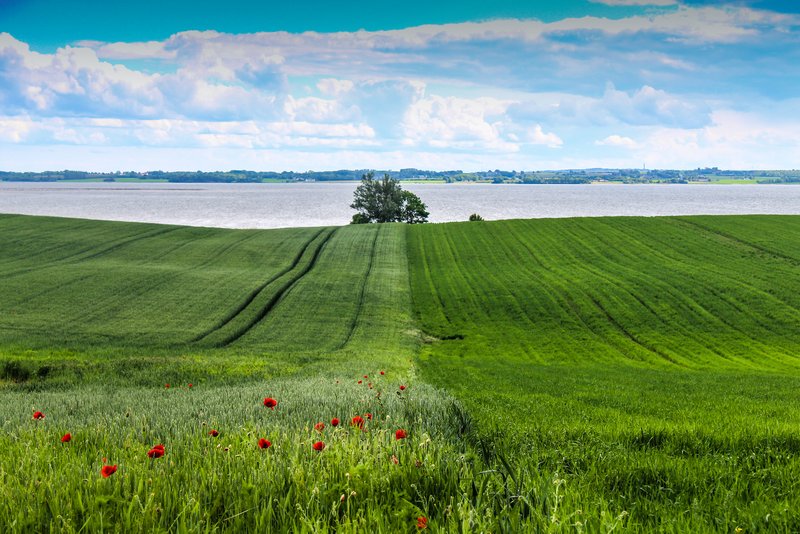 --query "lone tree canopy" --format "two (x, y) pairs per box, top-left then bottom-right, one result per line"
(350, 172), (429, 224)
